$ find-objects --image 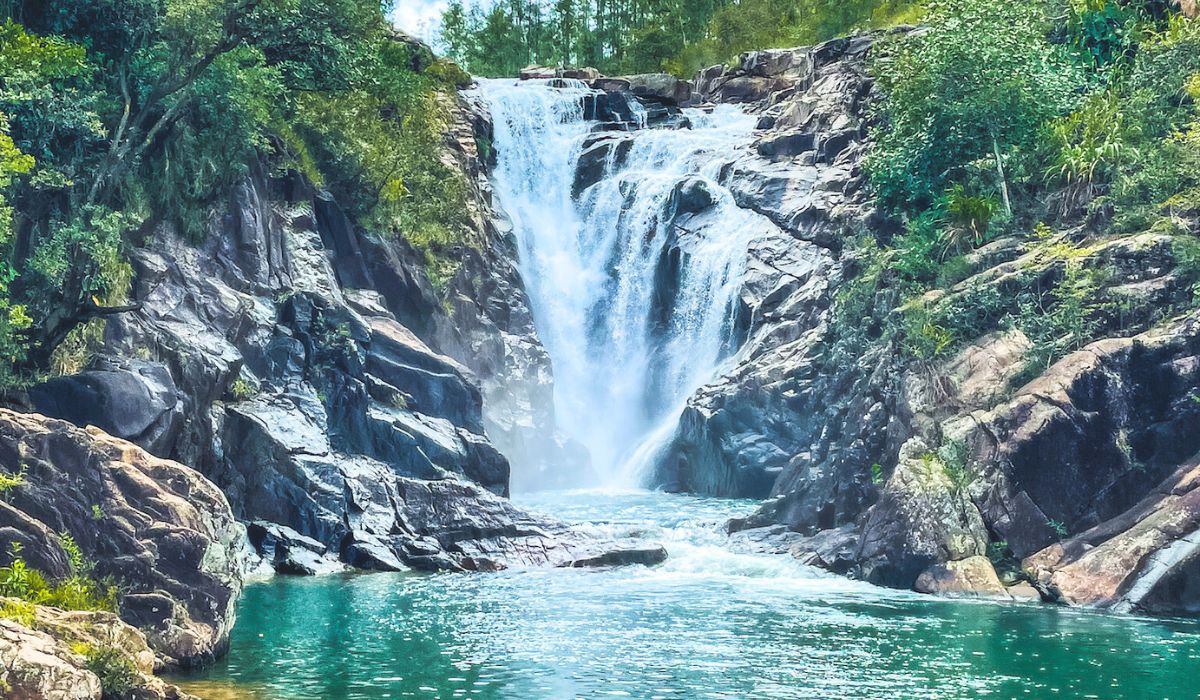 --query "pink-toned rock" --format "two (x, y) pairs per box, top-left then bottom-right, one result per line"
(915, 556), (1010, 599)
(1024, 455), (1200, 614)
